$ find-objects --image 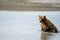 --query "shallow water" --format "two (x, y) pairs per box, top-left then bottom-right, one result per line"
(0, 11), (60, 40)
